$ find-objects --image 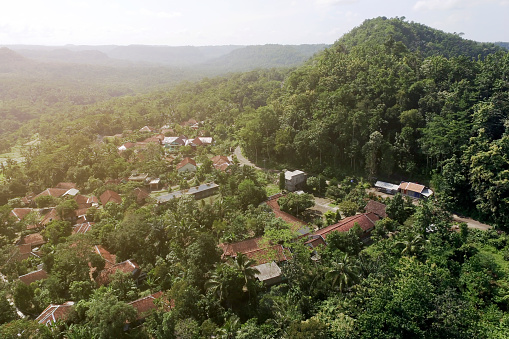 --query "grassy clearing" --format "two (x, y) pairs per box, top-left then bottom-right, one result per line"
(265, 184), (281, 196)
